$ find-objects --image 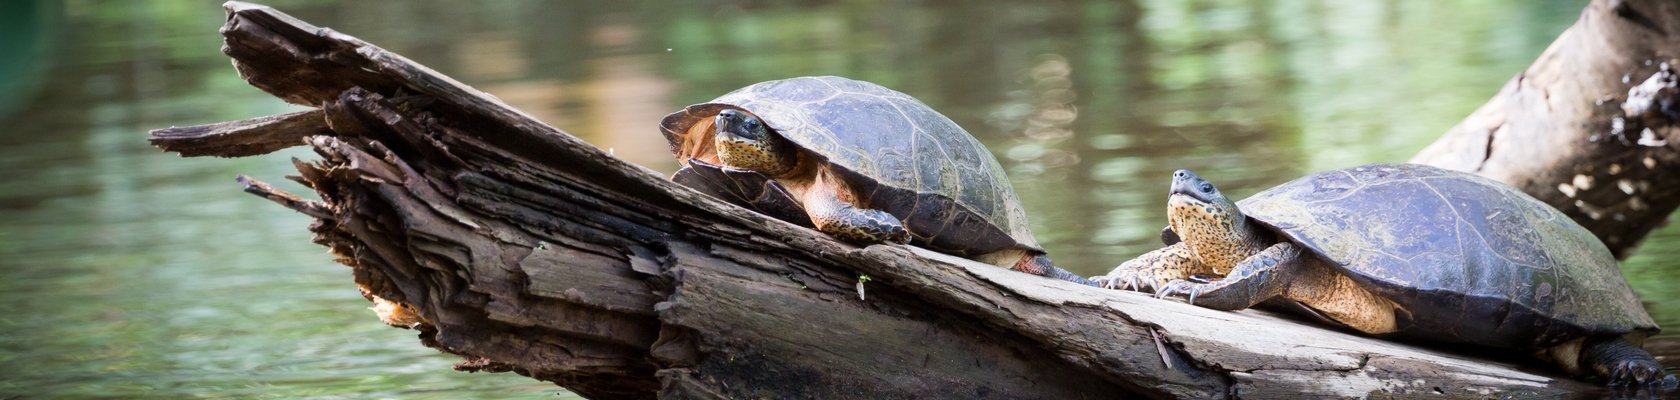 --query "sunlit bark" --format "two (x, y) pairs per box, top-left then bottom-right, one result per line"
(1413, 0), (1680, 259)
